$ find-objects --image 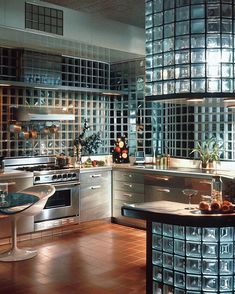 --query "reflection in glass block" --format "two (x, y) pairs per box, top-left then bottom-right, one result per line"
(202, 228), (218, 241)
(163, 237), (173, 253)
(186, 274), (201, 290)
(222, 64), (233, 77)
(186, 227), (201, 241)
(191, 19), (205, 34)
(175, 80), (190, 93)
(175, 239), (185, 256)
(153, 281), (163, 294)
(174, 225), (185, 239)
(207, 79), (221, 92)
(163, 224), (173, 236)
(152, 234), (162, 250)
(152, 250), (162, 266)
(220, 276), (233, 291)
(163, 37), (174, 52)
(202, 243), (218, 258)
(174, 255), (185, 272)
(220, 228), (233, 241)
(163, 269), (173, 285)
(202, 259), (218, 275)
(191, 64), (205, 78)
(153, 265), (162, 282)
(163, 253), (173, 269)
(186, 258), (201, 274)
(174, 288), (185, 294)
(163, 285), (174, 294)
(186, 242), (201, 257)
(175, 36), (189, 50)
(191, 79), (205, 93)
(191, 49), (205, 63)
(174, 272), (185, 288)
(152, 222), (162, 234)
(222, 79), (233, 93)
(220, 259), (233, 274)
(191, 35), (205, 48)
(202, 276), (218, 291)
(220, 242), (233, 258)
